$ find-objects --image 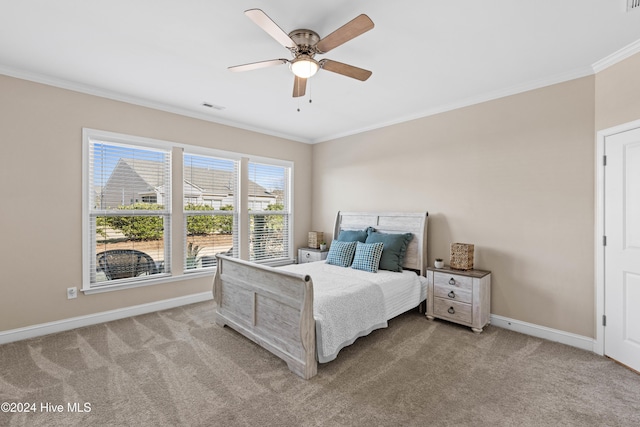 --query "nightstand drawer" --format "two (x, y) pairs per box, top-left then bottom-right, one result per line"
(434, 284), (472, 304)
(298, 248), (328, 264)
(434, 272), (473, 291)
(433, 298), (472, 324)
